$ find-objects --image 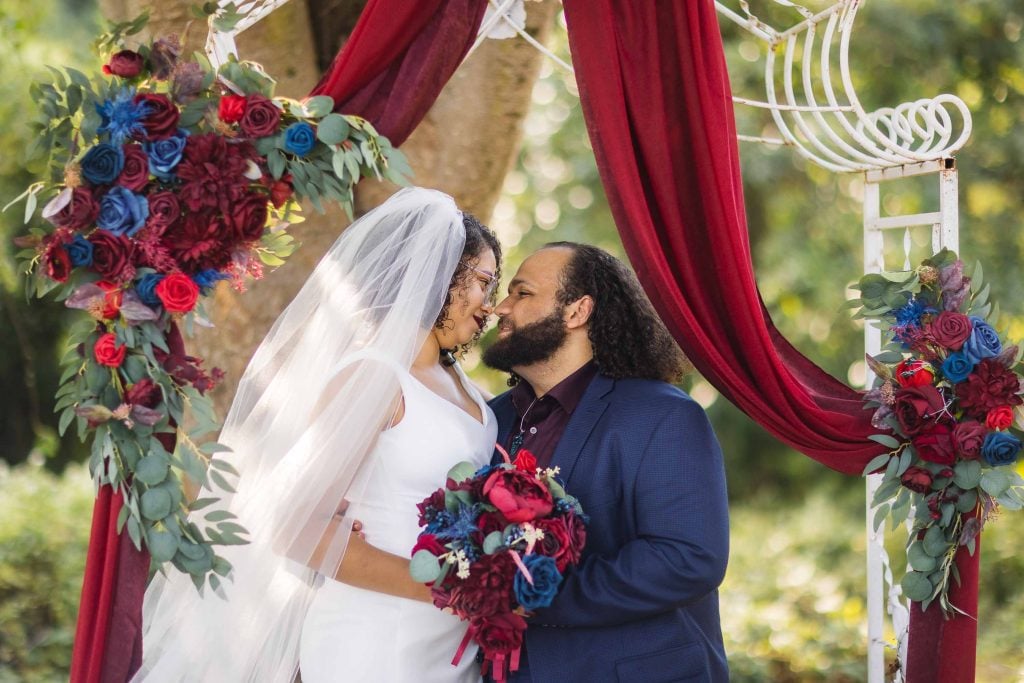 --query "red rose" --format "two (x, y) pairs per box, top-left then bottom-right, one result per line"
(134, 93), (180, 140)
(955, 359), (1023, 419)
(928, 311), (972, 350)
(893, 385), (948, 437)
(43, 239), (72, 282)
(229, 191), (269, 243)
(95, 280), (123, 319)
(154, 273), (199, 313)
(912, 423), (956, 465)
(105, 49), (145, 78)
(88, 231), (134, 281)
(239, 95), (282, 138)
(535, 517), (573, 572)
(50, 187), (99, 230)
(513, 449), (538, 473)
(482, 469), (553, 523)
(145, 191), (182, 233)
(411, 534), (446, 558)
(94, 332), (126, 367)
(469, 612), (528, 656)
(125, 378), (161, 408)
(953, 421), (986, 460)
(117, 144), (150, 191)
(218, 95), (248, 123)
(894, 359), (935, 388)
(900, 466), (933, 494)
(986, 405), (1014, 431)
(446, 553), (516, 619)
